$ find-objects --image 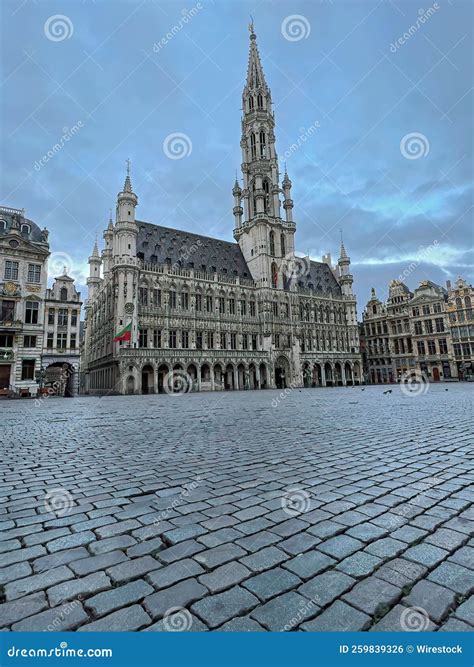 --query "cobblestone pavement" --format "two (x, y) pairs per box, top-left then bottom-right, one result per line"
(1, 384), (473, 632)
